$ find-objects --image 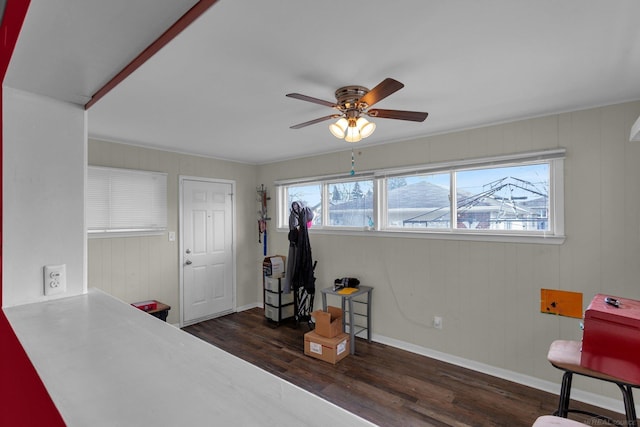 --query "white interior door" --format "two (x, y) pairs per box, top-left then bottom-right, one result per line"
(181, 178), (234, 325)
